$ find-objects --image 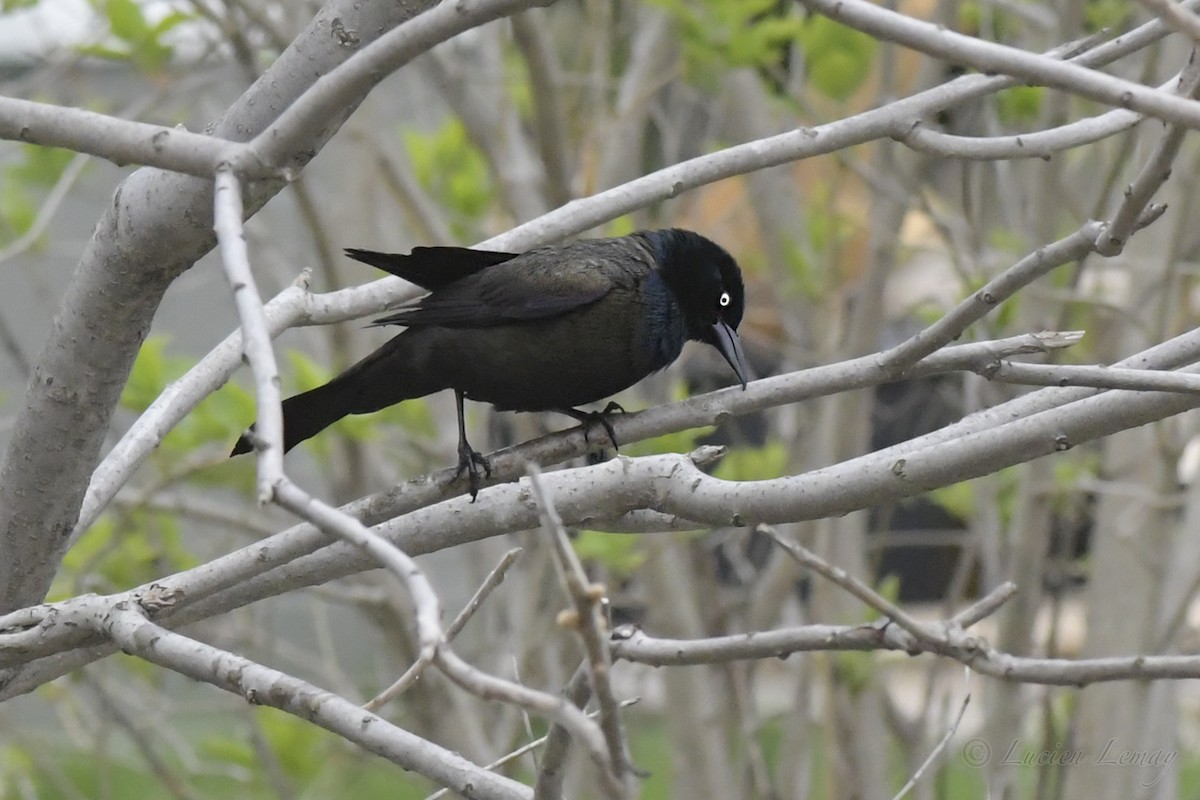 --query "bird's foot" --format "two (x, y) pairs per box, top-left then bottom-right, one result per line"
(562, 402), (625, 463)
(454, 441), (492, 501)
